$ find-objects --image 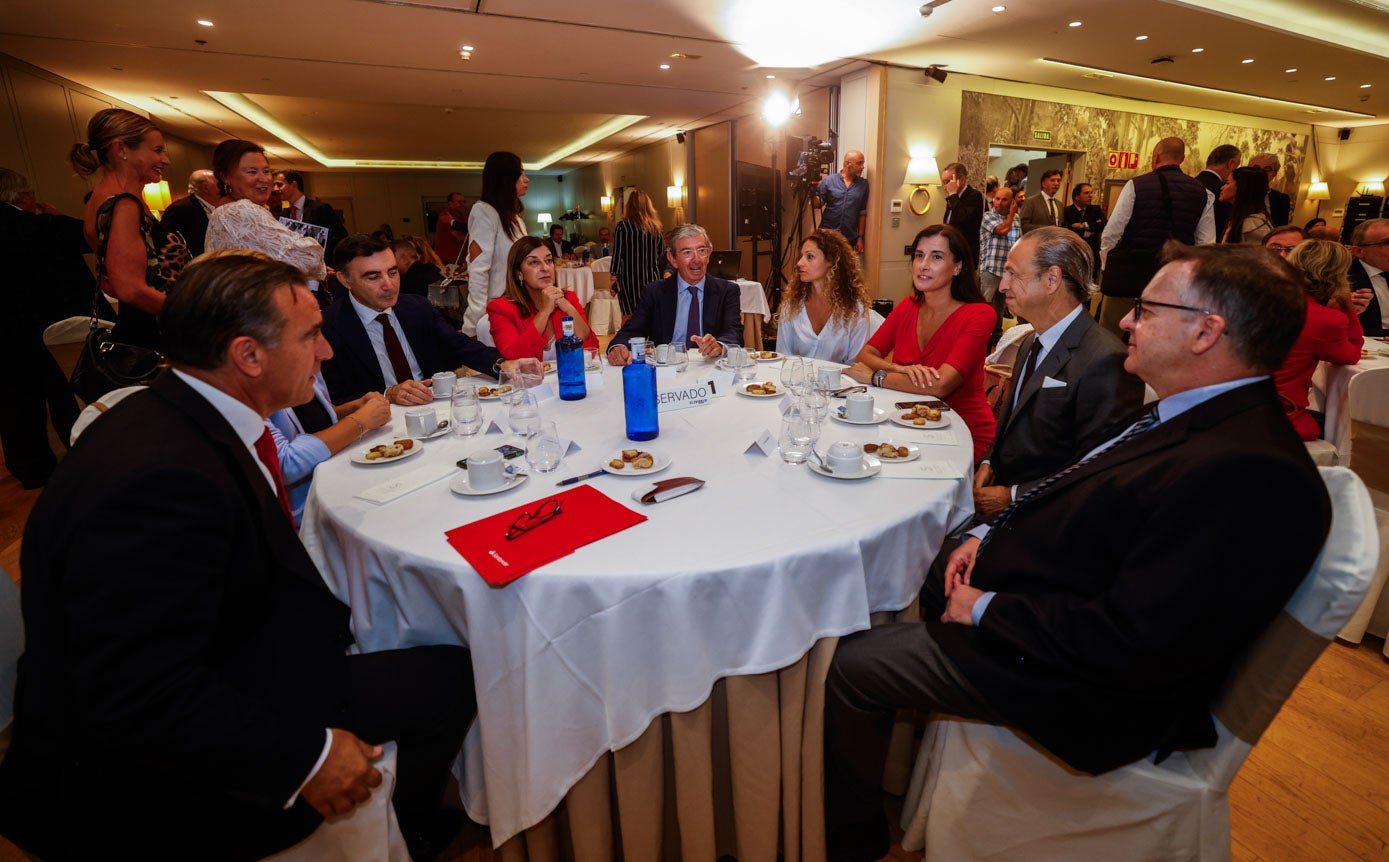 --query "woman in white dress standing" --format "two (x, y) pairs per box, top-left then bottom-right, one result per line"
(204, 139), (326, 282)
(776, 228), (874, 363)
(463, 151), (529, 336)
